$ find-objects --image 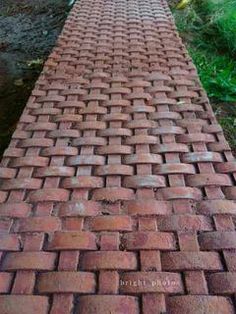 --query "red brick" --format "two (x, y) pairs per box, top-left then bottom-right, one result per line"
(197, 200), (236, 215)
(89, 216), (132, 231)
(14, 217), (61, 233)
(199, 231), (236, 250)
(125, 135), (157, 145)
(41, 146), (78, 156)
(0, 202), (31, 218)
(151, 126), (185, 135)
(25, 122), (56, 131)
(0, 167), (16, 179)
(76, 295), (139, 314)
(58, 200), (101, 217)
(34, 166), (75, 177)
(166, 296), (235, 314)
(48, 231), (97, 250)
(124, 153), (162, 164)
(156, 187), (202, 200)
(95, 165), (133, 176)
(177, 133), (215, 143)
(63, 217), (83, 230)
(77, 121), (106, 130)
(0, 272), (13, 293)
(67, 155), (105, 166)
(122, 232), (176, 250)
(120, 272), (183, 293)
(54, 114), (82, 122)
(152, 143), (189, 153)
(49, 129), (80, 138)
(186, 174), (232, 187)
(178, 232), (200, 251)
(0, 178), (42, 190)
(92, 187), (135, 201)
(224, 187), (236, 200)
(142, 294), (166, 314)
(157, 215), (212, 231)
(216, 161), (236, 173)
(10, 156), (49, 167)
(208, 272), (236, 294)
(73, 136), (106, 146)
(97, 145), (132, 155)
(12, 271), (35, 294)
(122, 200), (171, 215)
(28, 188), (70, 202)
(0, 296), (49, 314)
(140, 251), (161, 271)
(161, 252), (223, 270)
(123, 175), (165, 188)
(37, 272), (95, 293)
(81, 251), (137, 270)
(139, 217), (157, 231)
(100, 232), (120, 250)
(0, 234), (20, 251)
(50, 295), (73, 314)
(99, 271), (119, 294)
(155, 163), (195, 174)
(185, 271), (208, 294)
(224, 251), (236, 271)
(1, 252), (56, 270)
(62, 176), (104, 188)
